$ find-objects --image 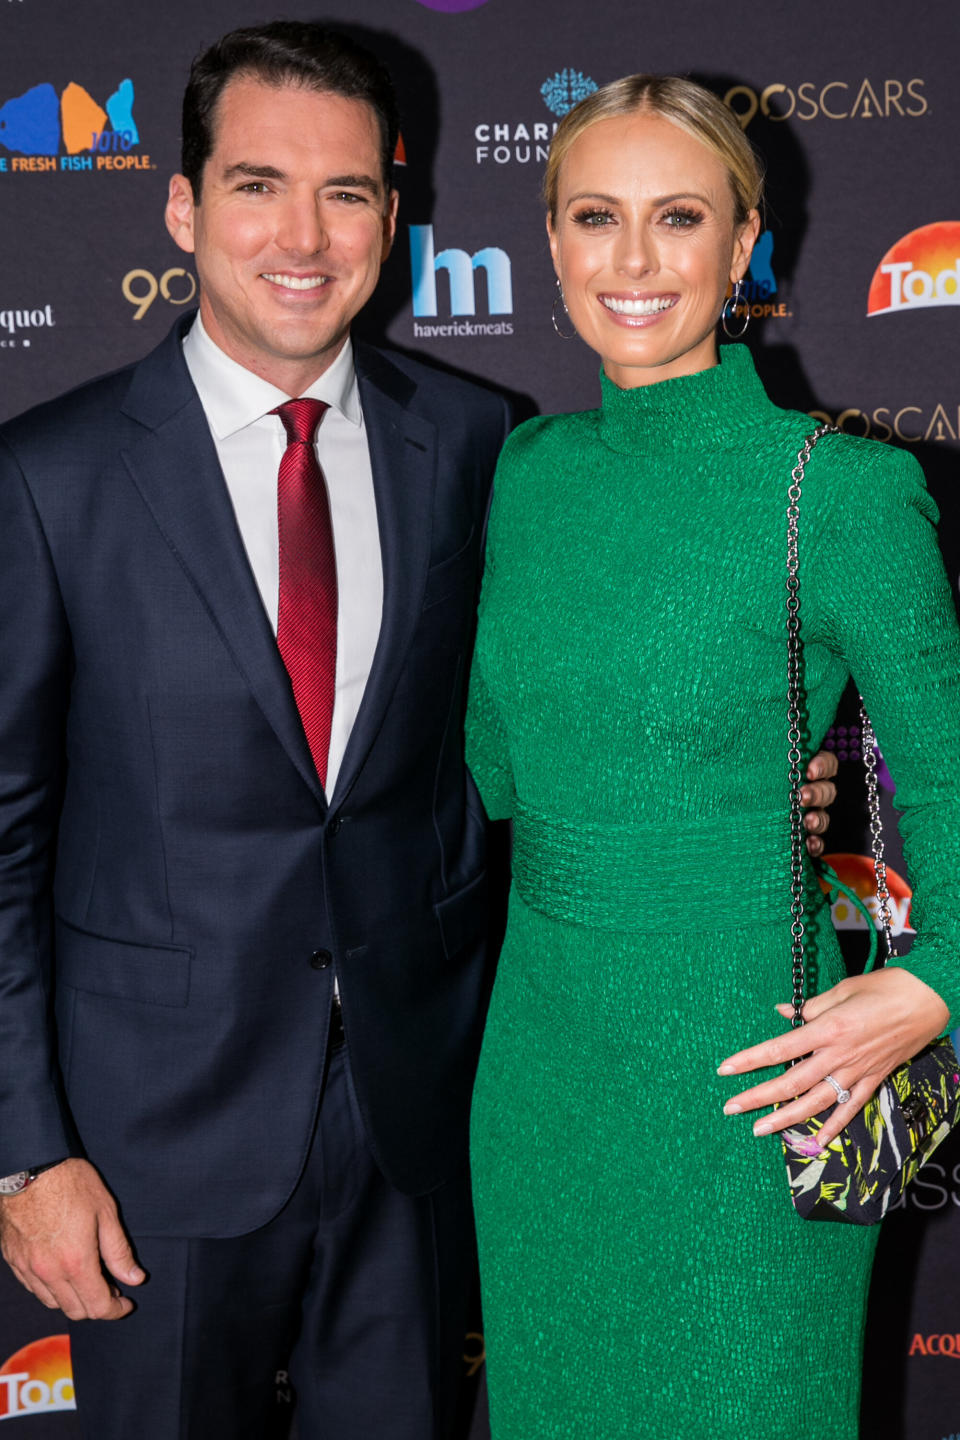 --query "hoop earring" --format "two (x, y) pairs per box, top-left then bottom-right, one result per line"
(552, 278), (576, 339)
(721, 281), (750, 339)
